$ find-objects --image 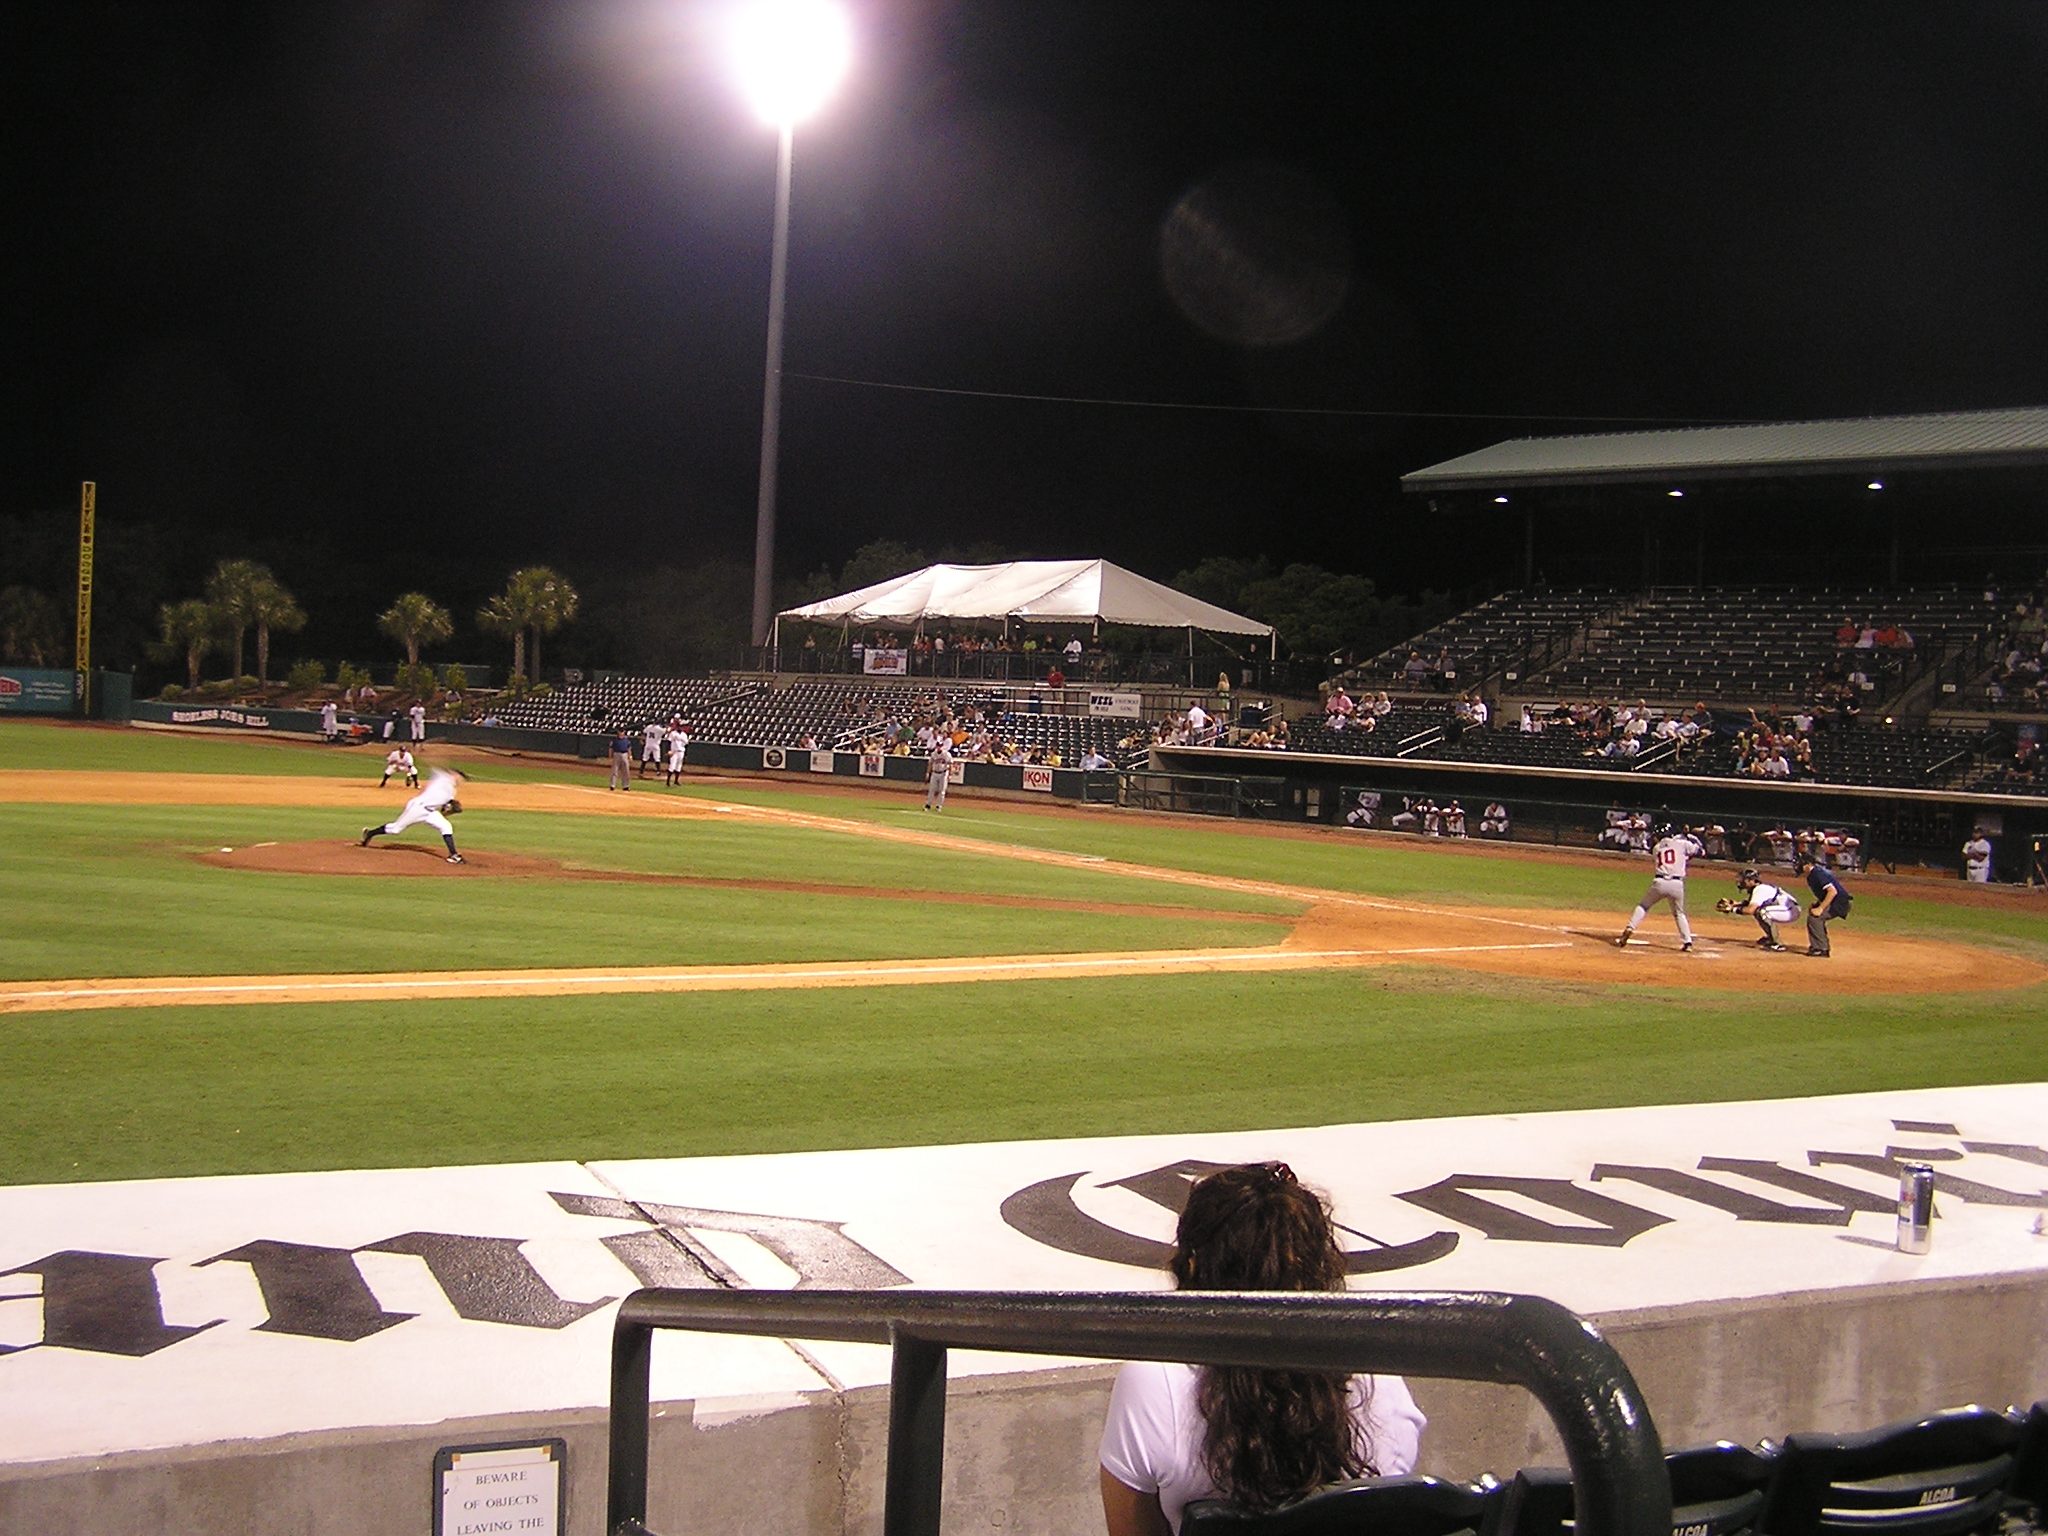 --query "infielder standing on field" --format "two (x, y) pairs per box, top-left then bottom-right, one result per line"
(1617, 823), (1705, 952)
(361, 768), (468, 864)
(1717, 868), (1801, 951)
(924, 734), (954, 811)
(408, 701), (426, 742)
(641, 719), (663, 779)
(379, 745), (419, 788)
(664, 720), (689, 786)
